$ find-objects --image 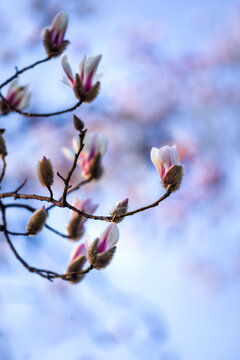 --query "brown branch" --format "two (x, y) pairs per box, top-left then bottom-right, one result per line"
(45, 224), (70, 238)
(0, 187), (172, 222)
(14, 179), (27, 193)
(0, 93), (82, 118)
(0, 192), (60, 205)
(46, 176), (93, 212)
(4, 203), (35, 212)
(64, 186), (172, 222)
(61, 129), (87, 204)
(0, 201), (93, 281)
(0, 56), (51, 90)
